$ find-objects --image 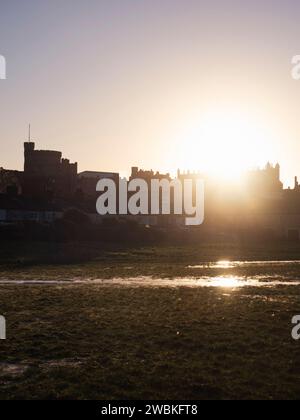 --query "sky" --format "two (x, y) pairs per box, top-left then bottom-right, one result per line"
(1, 0), (300, 185)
